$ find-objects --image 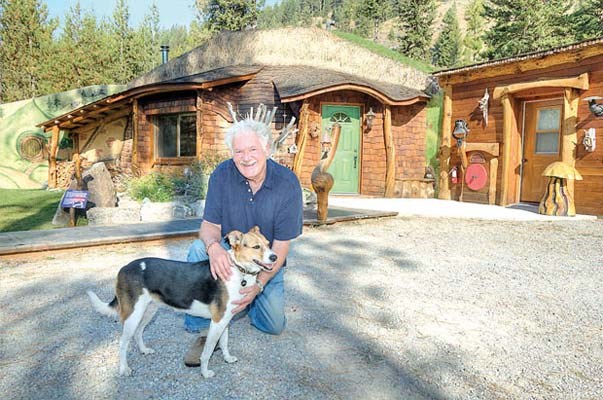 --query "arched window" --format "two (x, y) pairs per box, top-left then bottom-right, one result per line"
(330, 112), (351, 123)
